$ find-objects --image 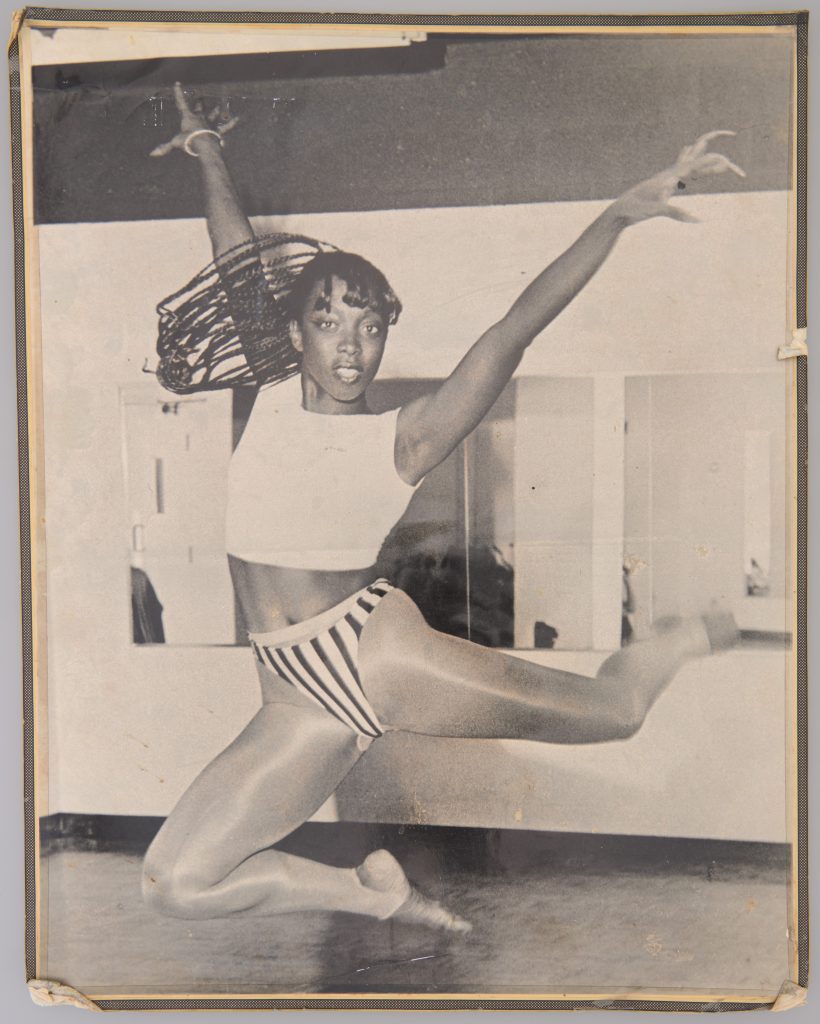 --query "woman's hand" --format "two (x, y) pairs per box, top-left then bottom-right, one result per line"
(150, 82), (239, 158)
(609, 130), (746, 225)
(150, 82), (253, 256)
